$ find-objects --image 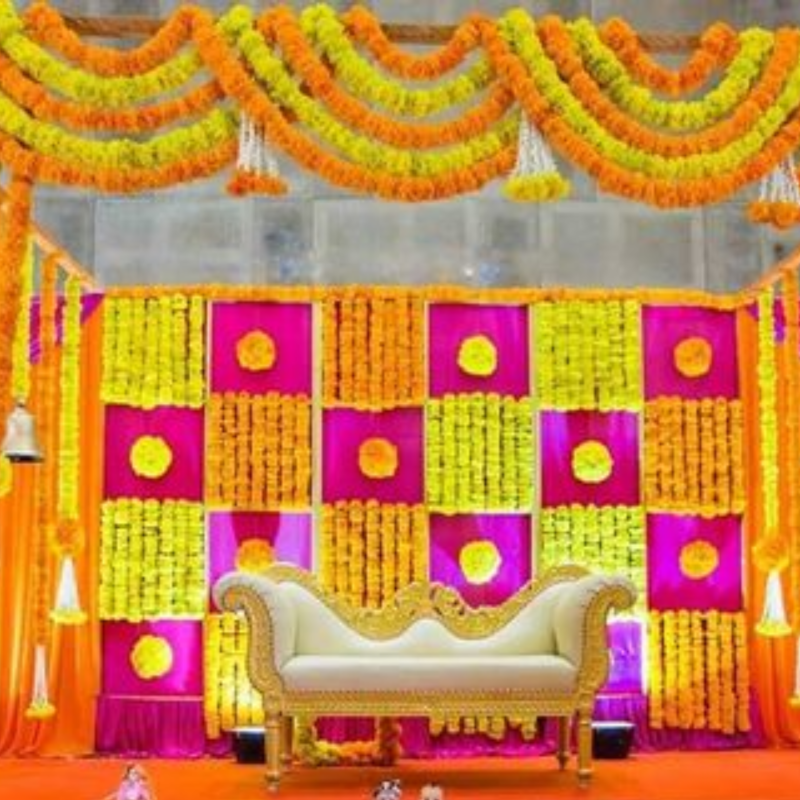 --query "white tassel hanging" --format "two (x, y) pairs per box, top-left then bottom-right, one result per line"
(24, 644), (55, 720)
(228, 113), (286, 196)
(750, 155), (800, 228)
(503, 114), (569, 202)
(755, 569), (792, 637)
(50, 555), (87, 626)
